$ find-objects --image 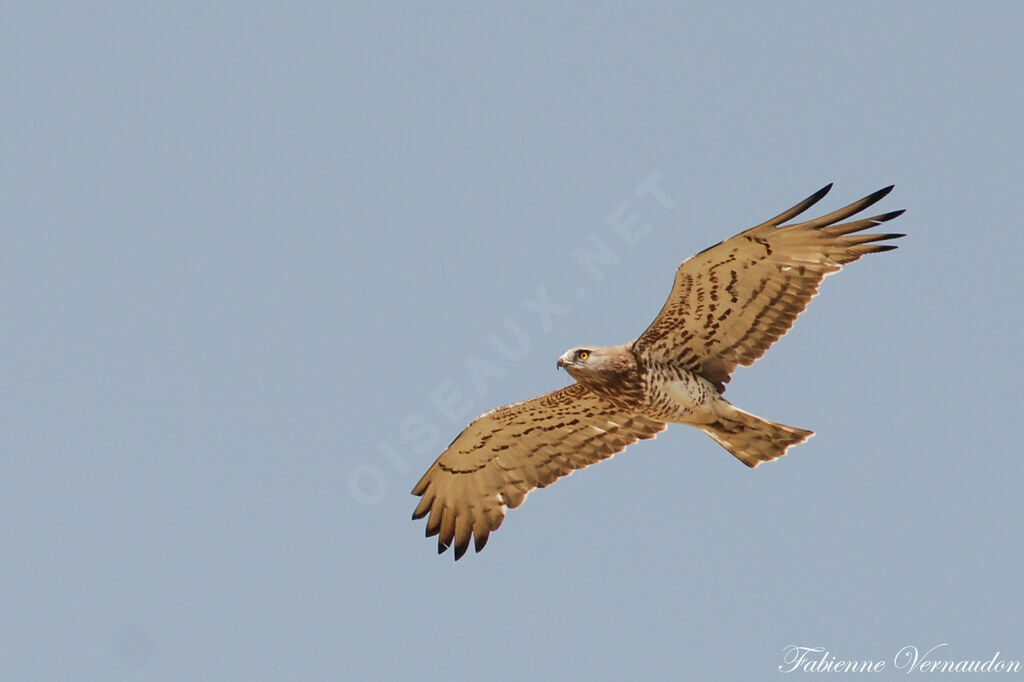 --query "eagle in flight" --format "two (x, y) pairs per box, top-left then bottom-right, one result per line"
(412, 184), (904, 560)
